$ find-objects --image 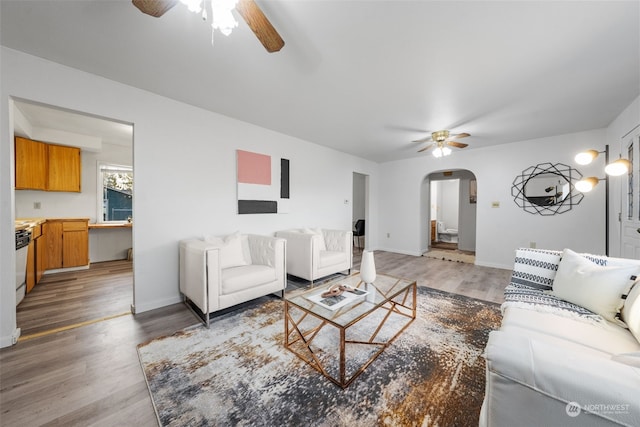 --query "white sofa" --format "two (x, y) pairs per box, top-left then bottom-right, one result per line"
(480, 248), (640, 427)
(275, 228), (352, 285)
(179, 233), (286, 326)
